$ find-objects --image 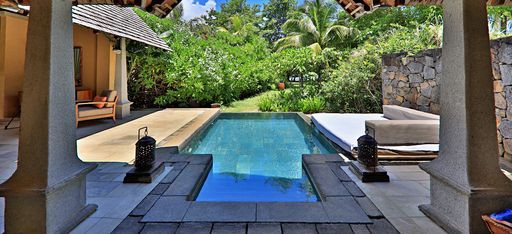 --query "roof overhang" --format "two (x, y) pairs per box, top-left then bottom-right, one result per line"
(72, 5), (171, 50)
(339, 0), (512, 18)
(0, 0), (182, 17)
